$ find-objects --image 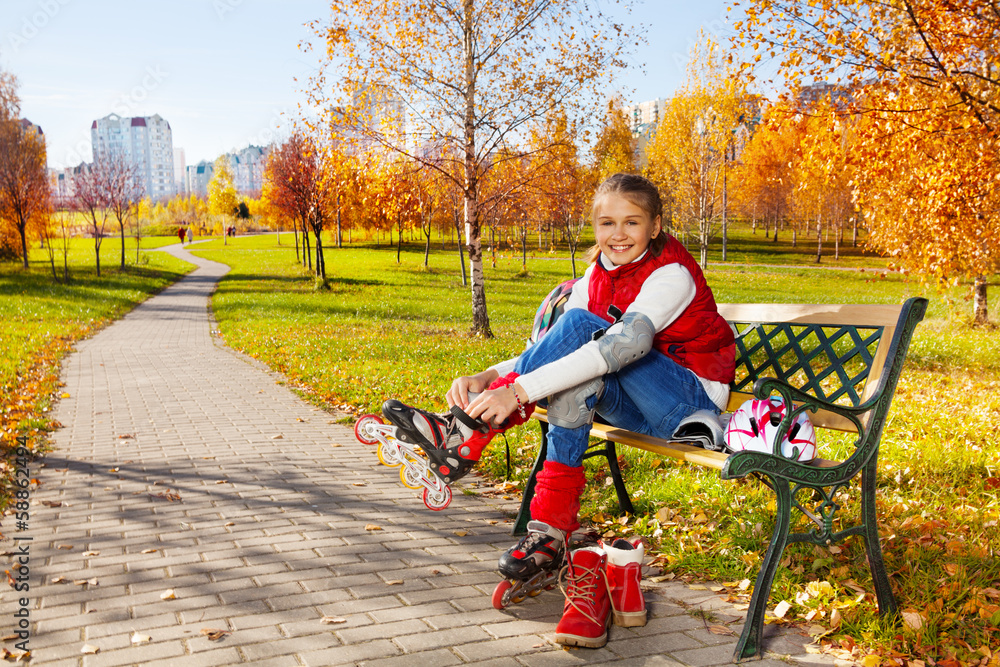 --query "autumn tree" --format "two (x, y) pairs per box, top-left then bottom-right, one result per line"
(263, 133), (337, 280)
(592, 96), (637, 183)
(306, 0), (636, 337)
(0, 71), (50, 268)
(103, 152), (145, 270)
(208, 156), (239, 246)
(73, 163), (112, 277)
(532, 110), (590, 277)
(646, 37), (744, 268)
(735, 0), (1000, 324)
